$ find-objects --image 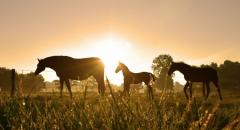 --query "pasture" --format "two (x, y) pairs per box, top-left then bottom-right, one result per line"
(0, 83), (239, 130)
